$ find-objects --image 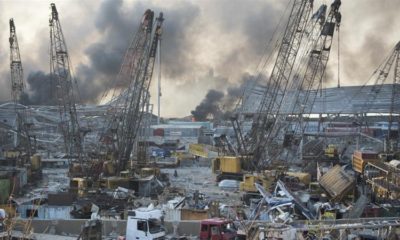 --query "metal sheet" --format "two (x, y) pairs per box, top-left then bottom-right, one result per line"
(319, 165), (355, 201)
